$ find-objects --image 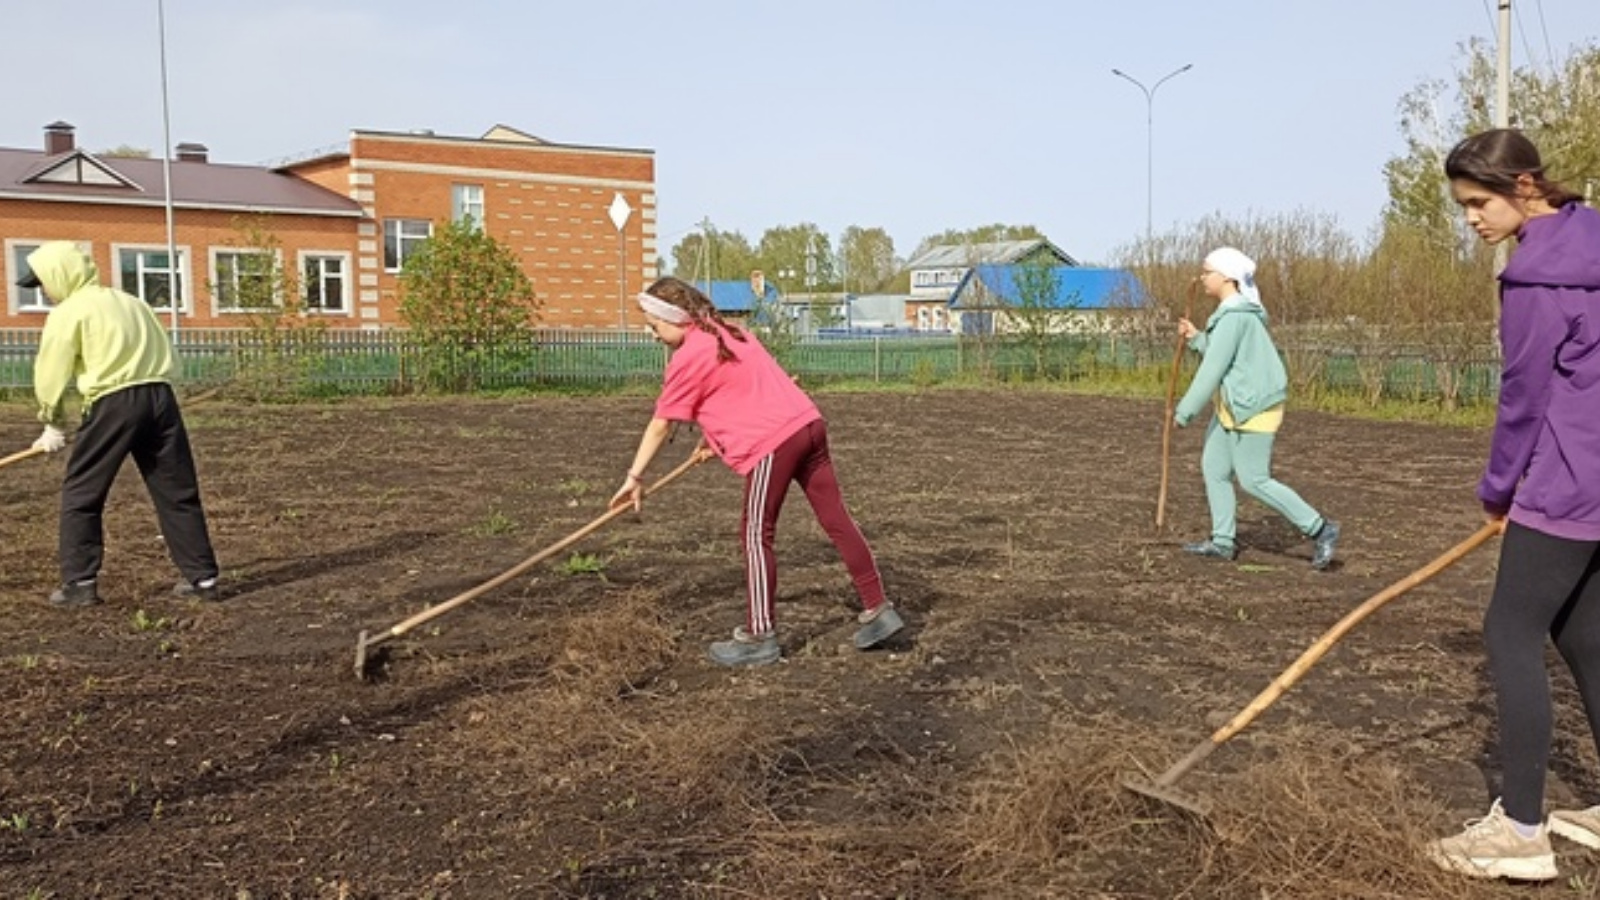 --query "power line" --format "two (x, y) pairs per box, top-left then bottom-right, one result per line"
(1532, 0), (1556, 76)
